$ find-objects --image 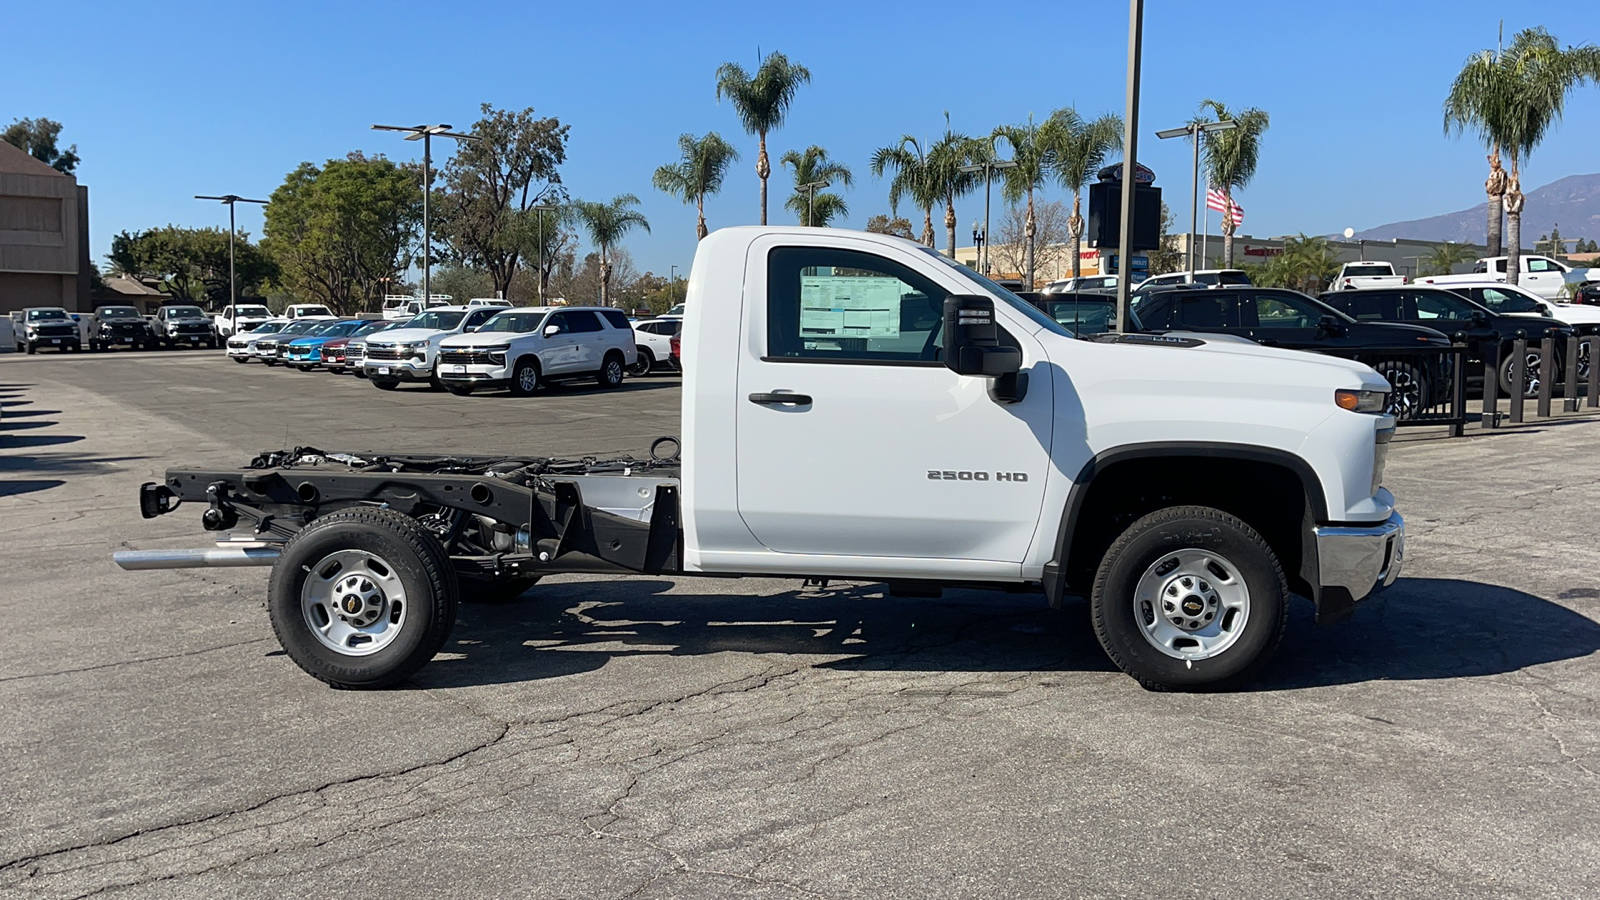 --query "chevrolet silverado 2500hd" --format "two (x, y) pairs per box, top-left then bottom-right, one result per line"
(114, 227), (1405, 692)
